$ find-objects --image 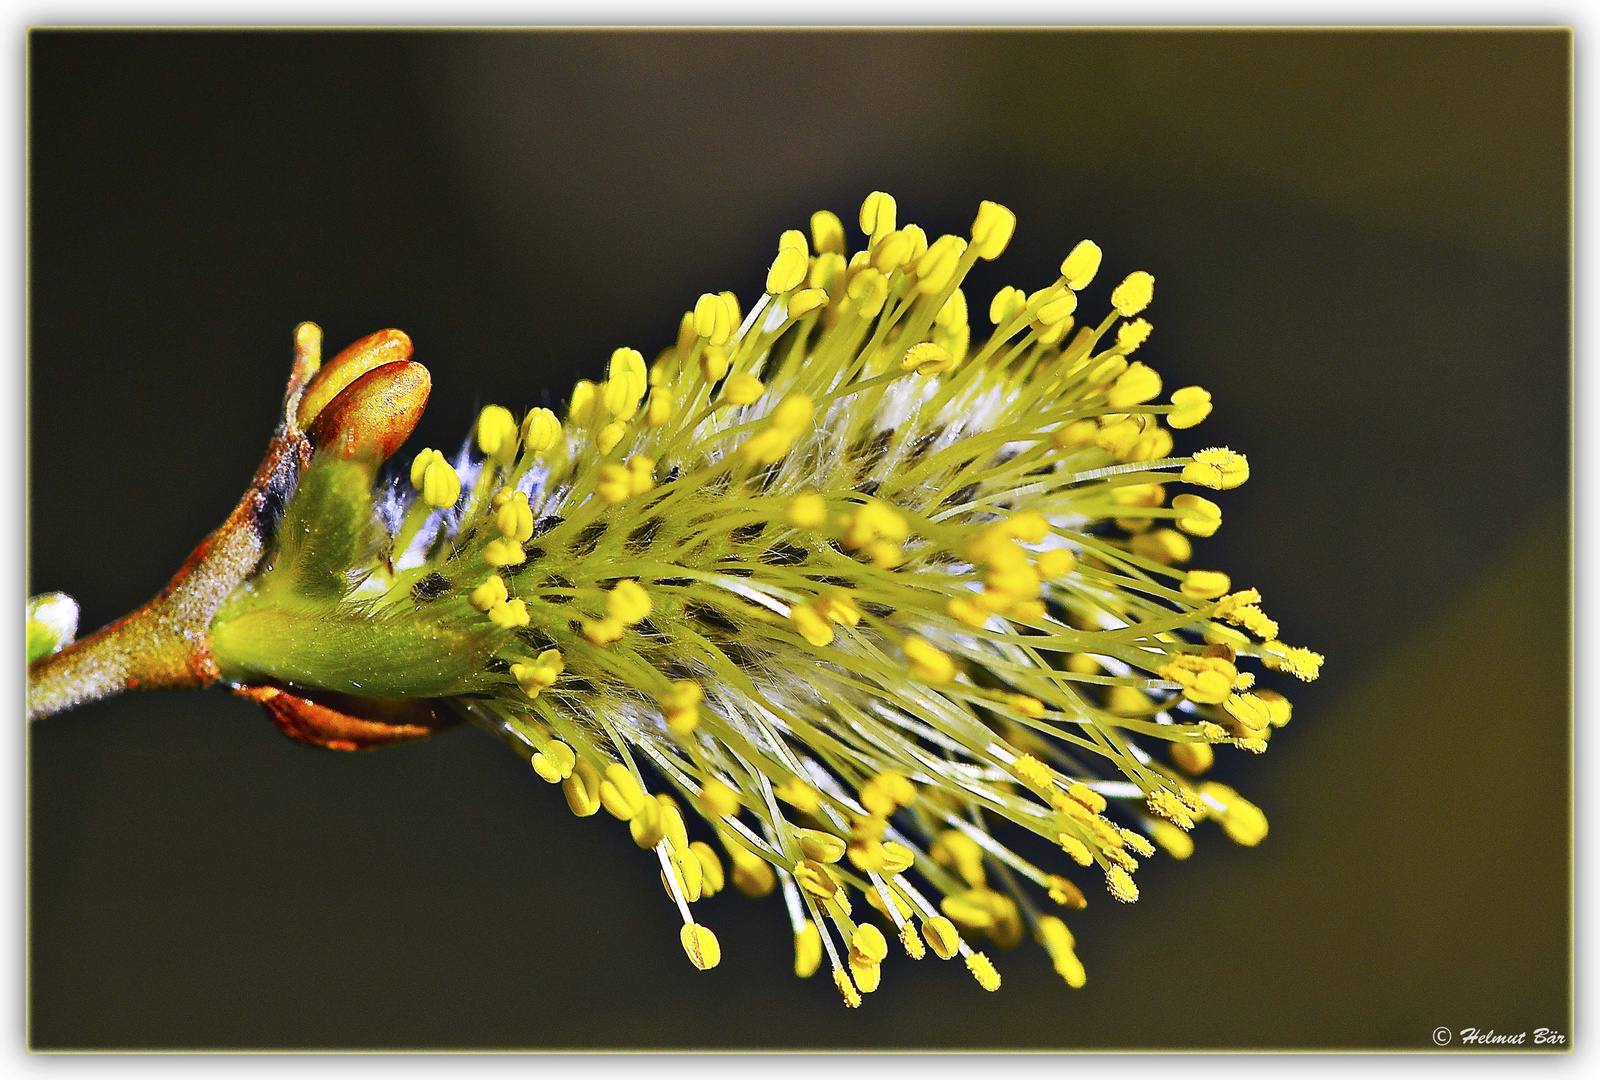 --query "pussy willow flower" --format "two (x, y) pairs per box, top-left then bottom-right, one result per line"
(27, 192), (1321, 1005)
